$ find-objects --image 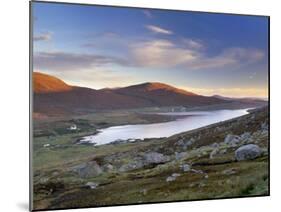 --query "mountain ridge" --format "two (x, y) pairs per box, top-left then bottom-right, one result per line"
(33, 72), (73, 94)
(33, 72), (266, 117)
